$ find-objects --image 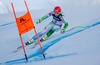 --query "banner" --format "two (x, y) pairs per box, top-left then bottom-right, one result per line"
(16, 12), (35, 34)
